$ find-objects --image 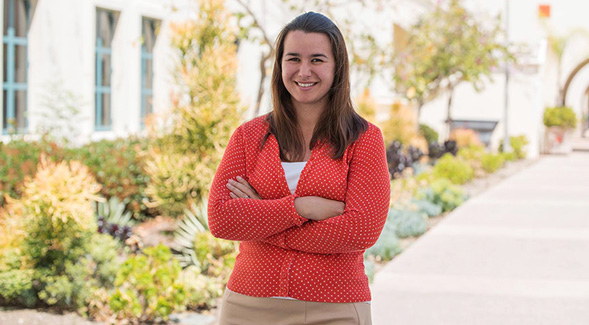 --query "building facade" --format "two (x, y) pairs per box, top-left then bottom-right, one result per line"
(0, 0), (191, 144)
(2, 0), (589, 158)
